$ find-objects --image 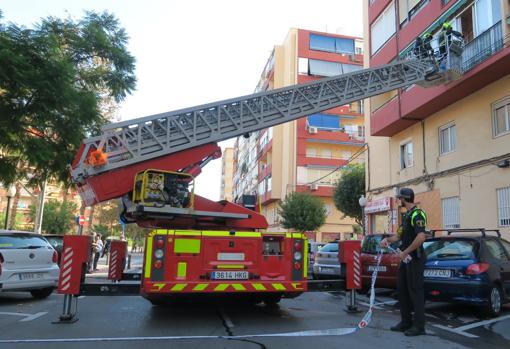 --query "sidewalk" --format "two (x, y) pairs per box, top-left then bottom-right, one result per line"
(85, 252), (144, 280)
